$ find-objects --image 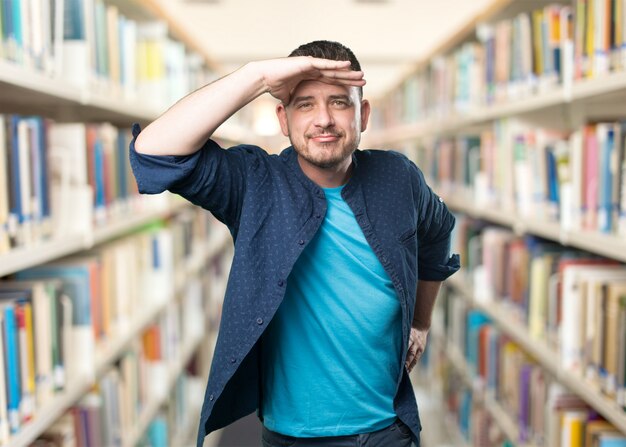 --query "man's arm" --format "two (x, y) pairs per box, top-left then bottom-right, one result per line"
(134, 57), (366, 156)
(405, 280), (442, 372)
